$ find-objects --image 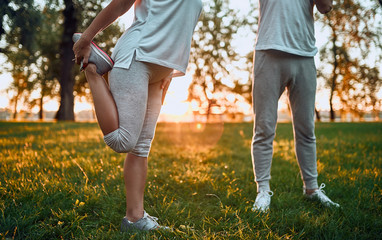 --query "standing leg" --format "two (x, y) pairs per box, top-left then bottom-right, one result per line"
(119, 62), (172, 222)
(123, 80), (163, 222)
(287, 56), (318, 191)
(123, 154), (147, 222)
(107, 63), (149, 221)
(288, 57), (340, 207)
(251, 50), (287, 192)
